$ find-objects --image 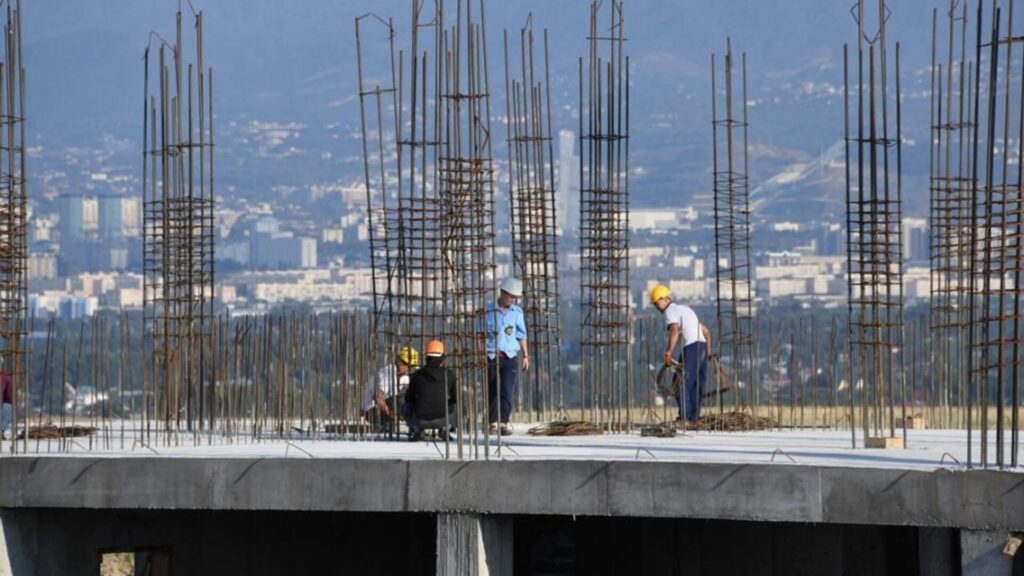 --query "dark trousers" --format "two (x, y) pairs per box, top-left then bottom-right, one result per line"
(678, 342), (708, 421)
(488, 354), (518, 424)
(404, 404), (456, 433)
